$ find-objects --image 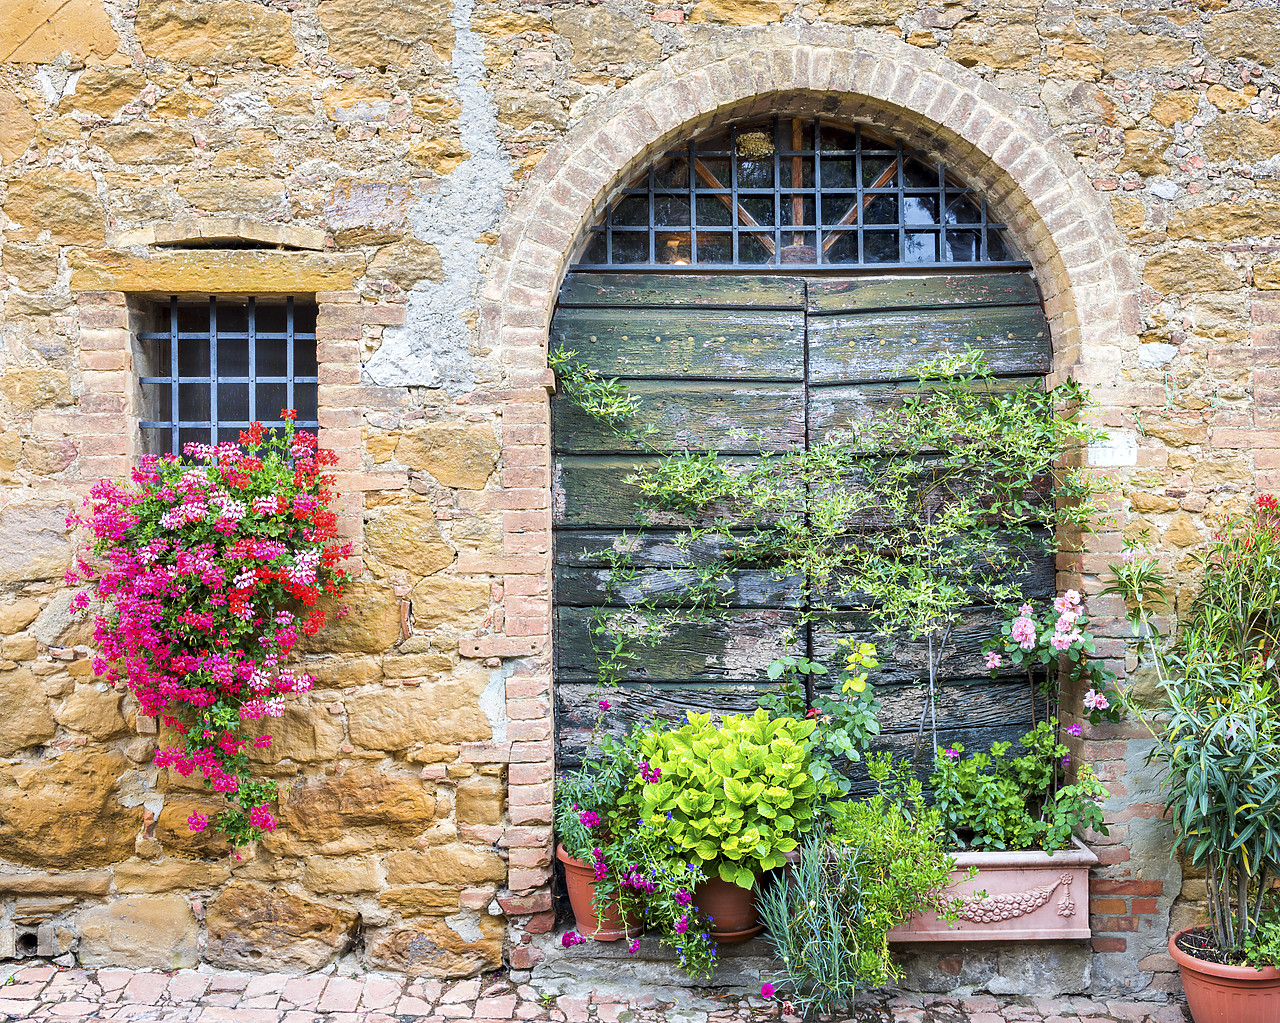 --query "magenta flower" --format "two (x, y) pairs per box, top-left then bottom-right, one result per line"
(760, 983), (775, 999)
(187, 812), (210, 833)
(675, 915), (689, 934)
(944, 748), (960, 761)
(562, 931), (587, 948)
(628, 939), (640, 954)
(1066, 723), (1083, 737)
(578, 810), (601, 829)
(598, 699), (611, 711)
